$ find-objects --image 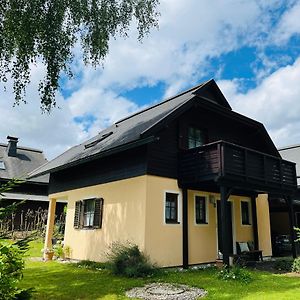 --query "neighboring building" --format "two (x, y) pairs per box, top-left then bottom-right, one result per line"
(268, 144), (300, 255)
(29, 79), (297, 267)
(0, 136), (64, 231)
